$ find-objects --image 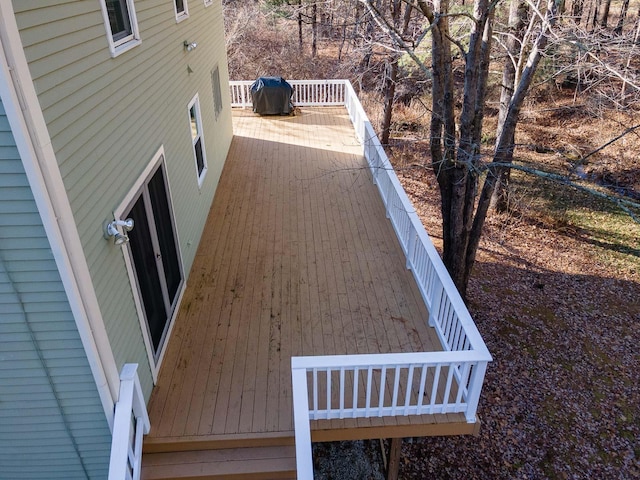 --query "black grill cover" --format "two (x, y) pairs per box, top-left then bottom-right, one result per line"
(251, 77), (293, 115)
